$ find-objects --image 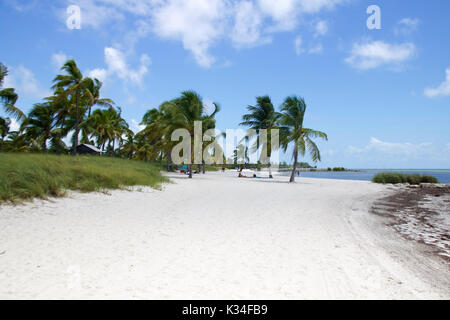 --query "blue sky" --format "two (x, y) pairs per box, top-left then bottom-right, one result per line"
(1, 0), (449, 168)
